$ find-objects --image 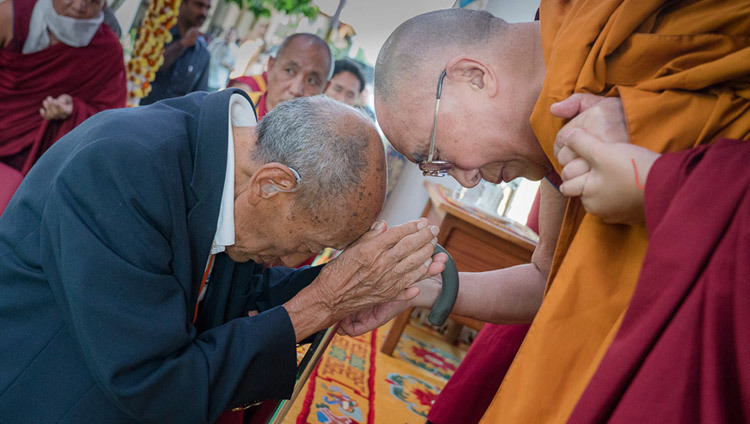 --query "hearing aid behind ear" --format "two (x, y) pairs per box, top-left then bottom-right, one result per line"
(262, 167), (302, 194)
(262, 183), (300, 194)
